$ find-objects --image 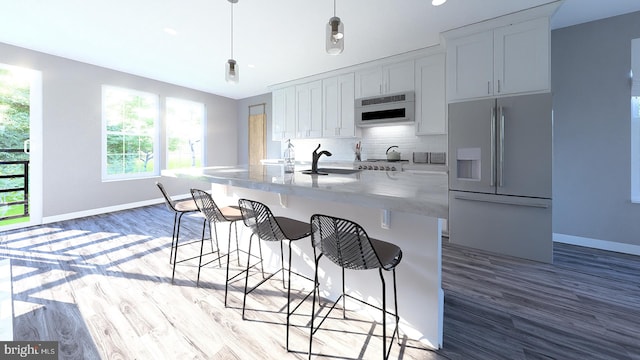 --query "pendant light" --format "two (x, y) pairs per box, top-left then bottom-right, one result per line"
(326, 0), (344, 55)
(225, 0), (239, 83)
(432, 0), (447, 6)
